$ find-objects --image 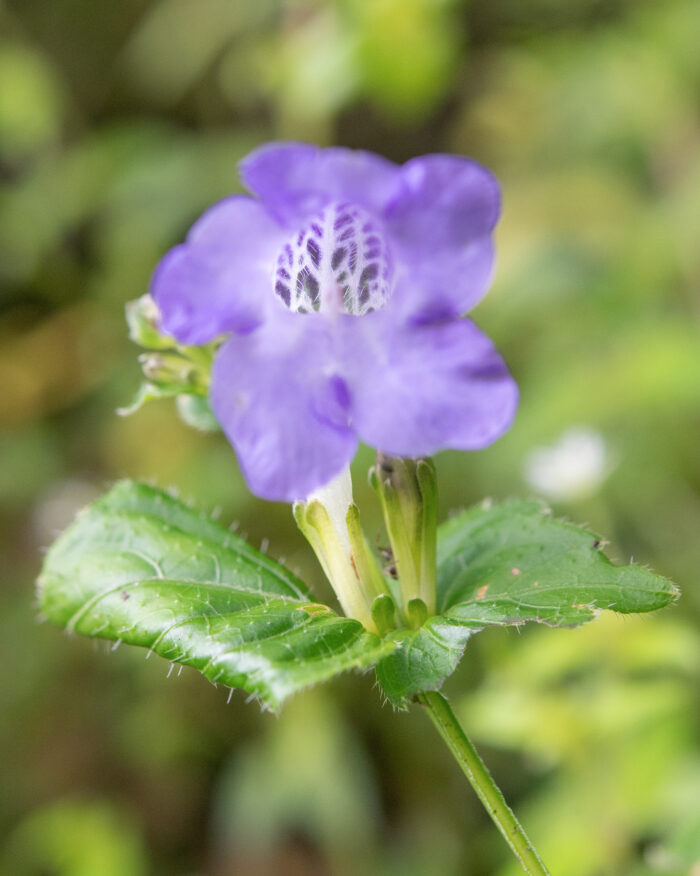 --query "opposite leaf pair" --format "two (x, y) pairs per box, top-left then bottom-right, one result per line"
(38, 480), (678, 710)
